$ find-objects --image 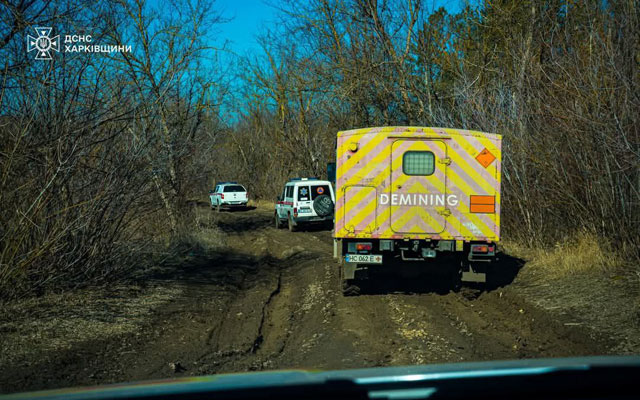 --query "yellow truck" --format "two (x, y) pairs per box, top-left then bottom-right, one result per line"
(333, 126), (502, 295)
